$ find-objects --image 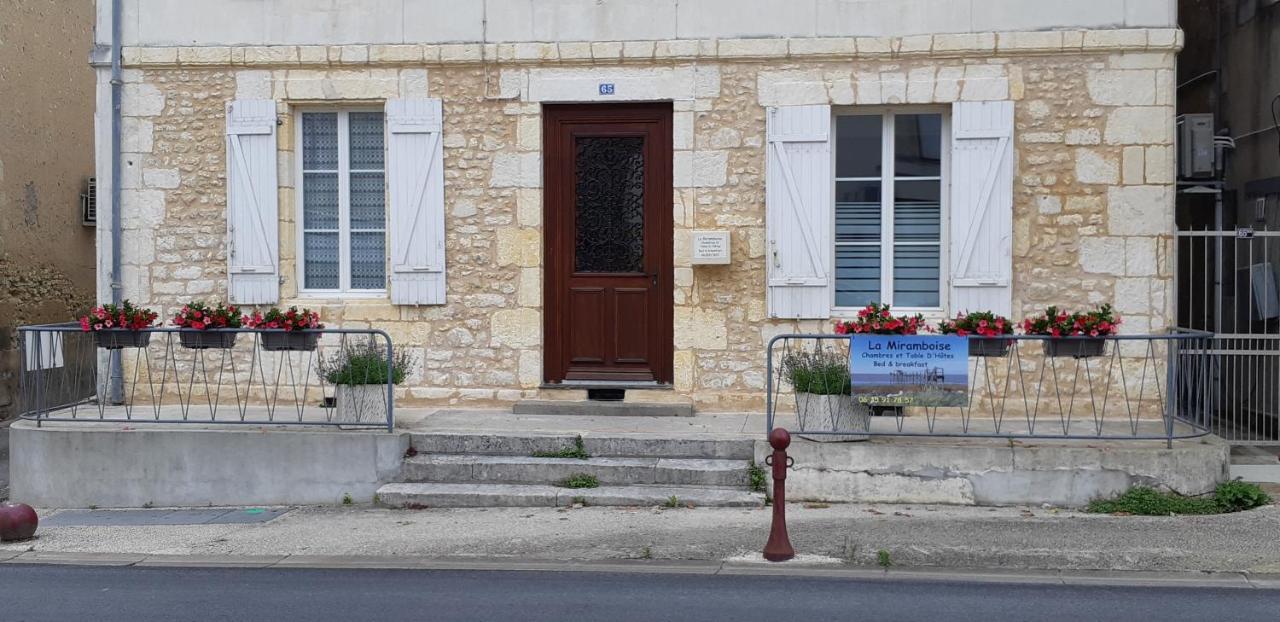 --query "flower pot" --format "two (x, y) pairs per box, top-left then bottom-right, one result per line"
(94, 330), (151, 350)
(795, 392), (869, 442)
(259, 331), (319, 352)
(178, 330), (238, 350)
(968, 337), (1012, 358)
(335, 384), (389, 423)
(1044, 338), (1107, 358)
